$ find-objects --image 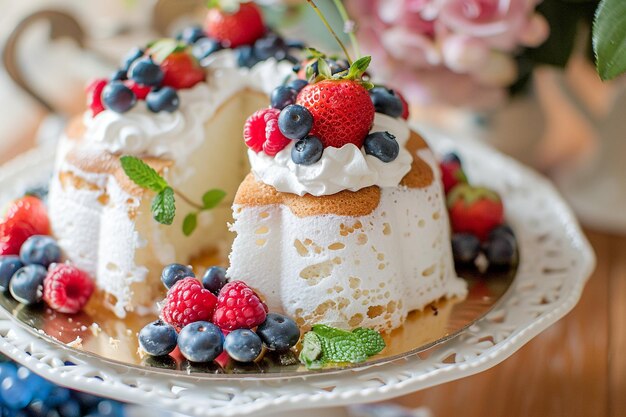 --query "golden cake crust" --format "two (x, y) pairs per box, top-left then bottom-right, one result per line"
(234, 130), (434, 217)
